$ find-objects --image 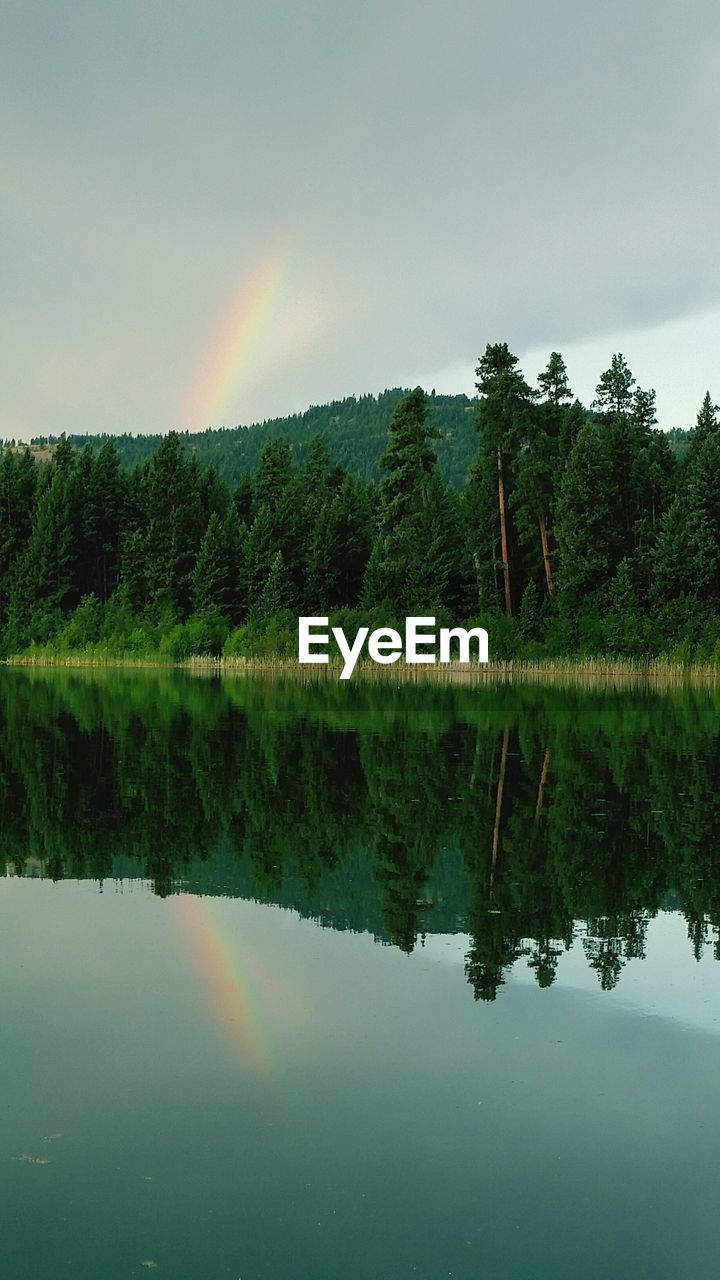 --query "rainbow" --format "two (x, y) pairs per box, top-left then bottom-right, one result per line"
(184, 242), (290, 430)
(173, 894), (271, 1073)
